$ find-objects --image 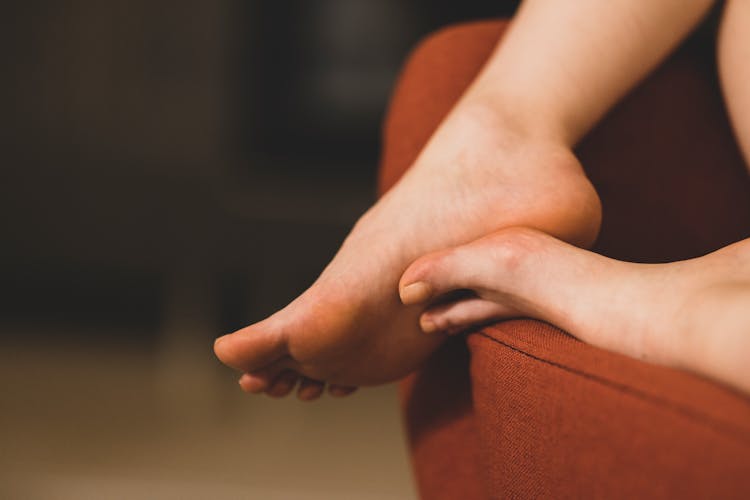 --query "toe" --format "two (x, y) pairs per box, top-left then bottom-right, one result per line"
(297, 377), (325, 401)
(399, 245), (490, 306)
(237, 360), (294, 394)
(266, 370), (300, 398)
(328, 384), (358, 397)
(238, 372), (270, 394)
(214, 318), (289, 372)
(399, 227), (546, 305)
(399, 248), (464, 305)
(420, 297), (517, 334)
